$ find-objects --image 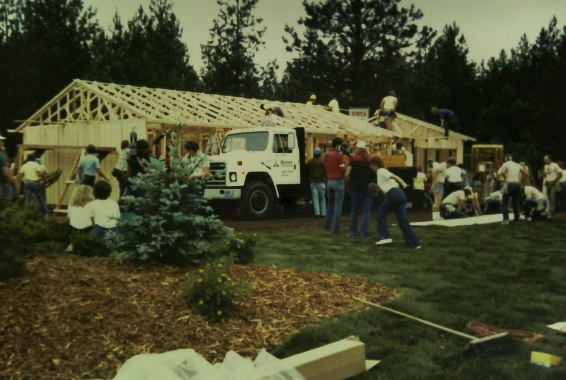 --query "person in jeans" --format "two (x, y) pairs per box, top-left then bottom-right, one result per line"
(78, 144), (108, 187)
(345, 141), (373, 237)
(306, 147), (326, 218)
(18, 153), (48, 215)
(111, 140), (130, 197)
(539, 155), (563, 219)
(0, 134), (18, 200)
(431, 107), (457, 137)
(369, 155), (421, 249)
(441, 189), (471, 219)
(323, 137), (346, 234)
(86, 180), (120, 238)
(498, 155), (528, 224)
(443, 157), (463, 200)
(522, 185), (547, 221)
